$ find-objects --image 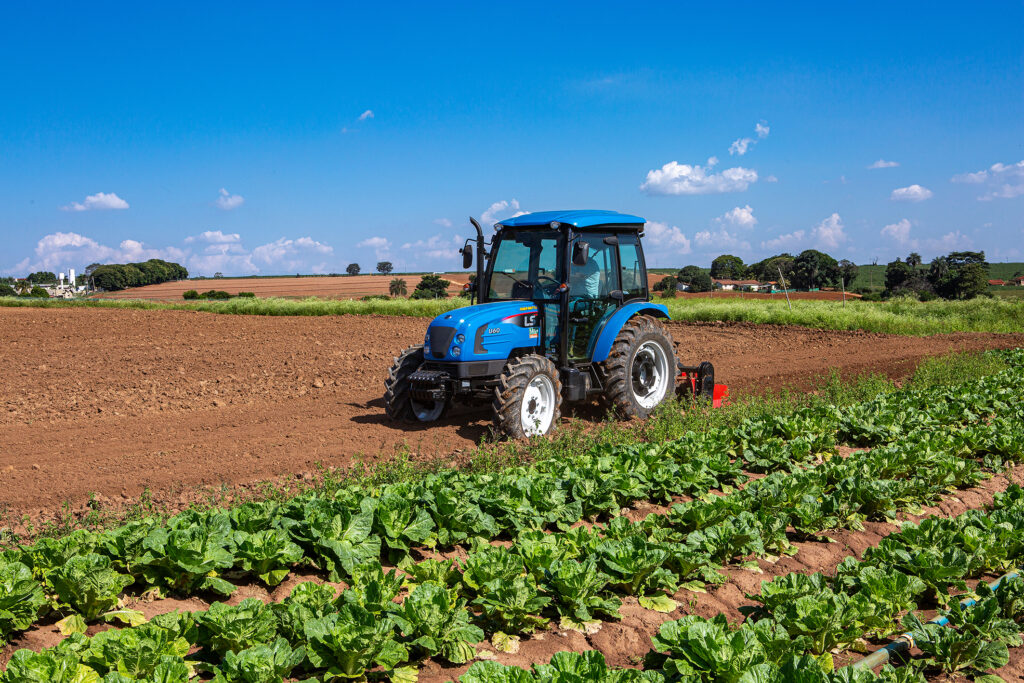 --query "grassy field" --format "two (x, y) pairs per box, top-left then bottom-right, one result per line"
(4, 293), (1024, 335)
